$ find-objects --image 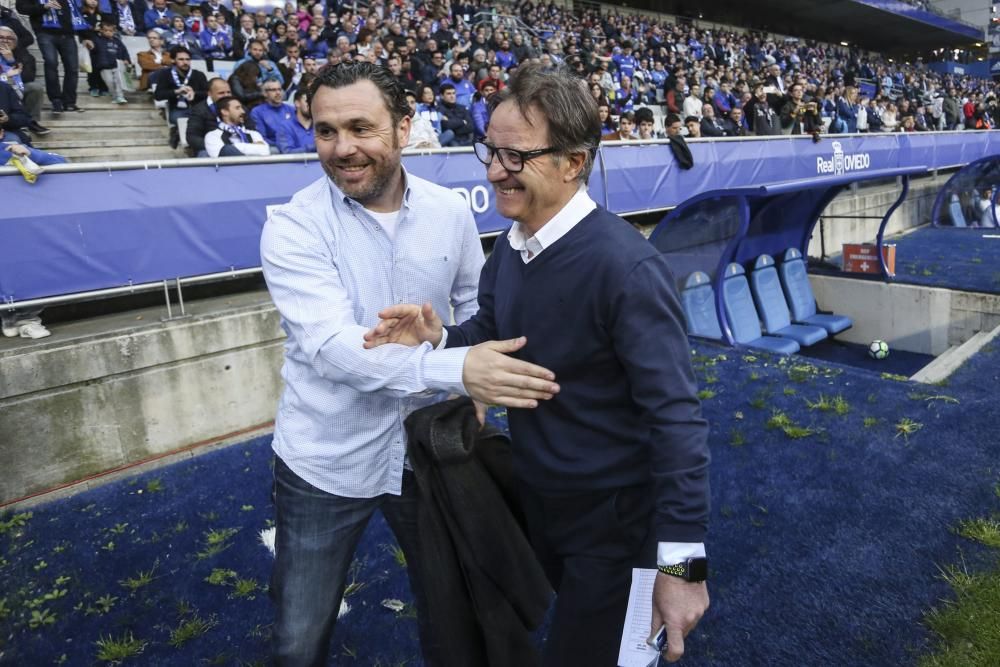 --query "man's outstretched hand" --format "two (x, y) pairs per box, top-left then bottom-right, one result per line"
(463, 337), (558, 409)
(363, 302), (443, 349)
